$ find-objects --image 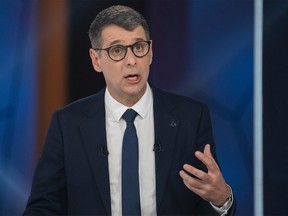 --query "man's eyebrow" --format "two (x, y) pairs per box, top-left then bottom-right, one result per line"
(108, 40), (123, 47)
(134, 37), (147, 42)
(108, 38), (147, 47)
